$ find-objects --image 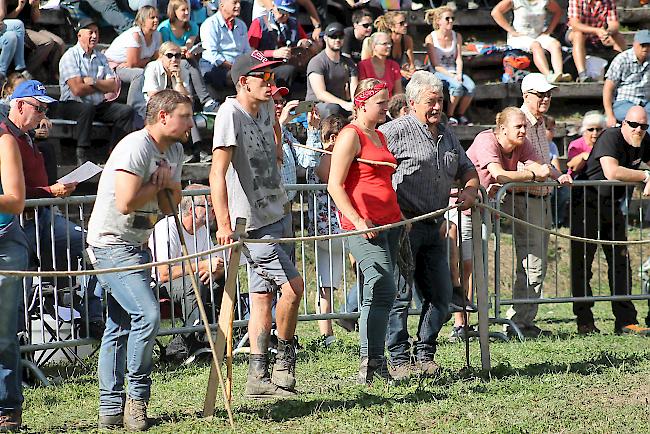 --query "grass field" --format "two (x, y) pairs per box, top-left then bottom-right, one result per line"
(23, 301), (650, 434)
